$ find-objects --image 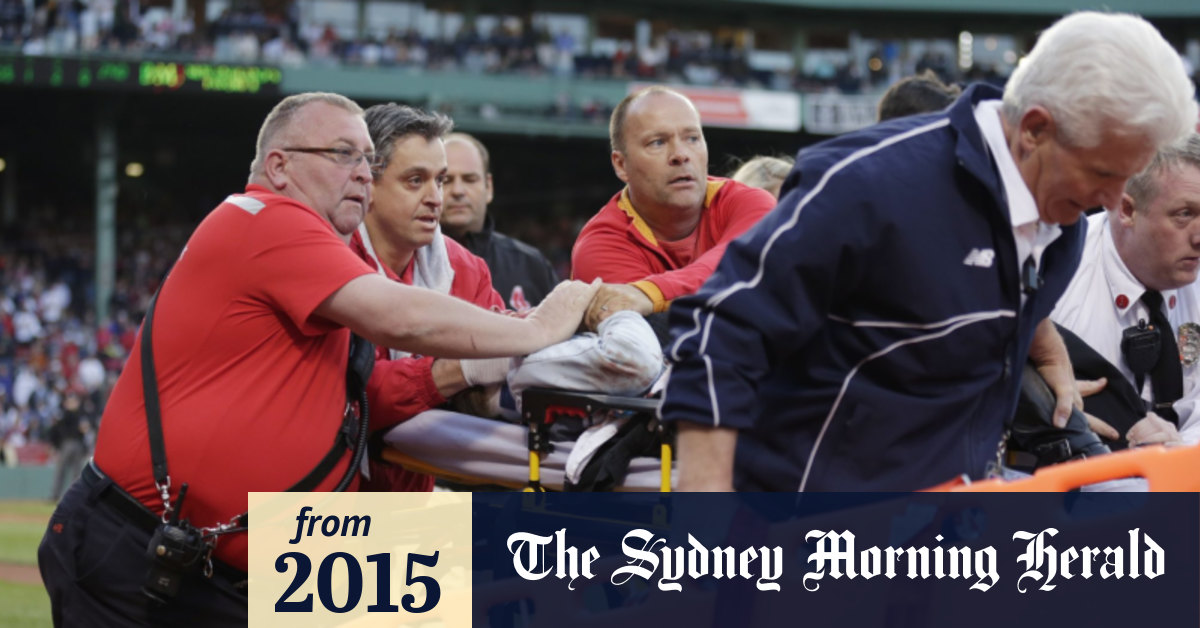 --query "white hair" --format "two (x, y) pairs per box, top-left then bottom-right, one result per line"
(1002, 11), (1198, 149)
